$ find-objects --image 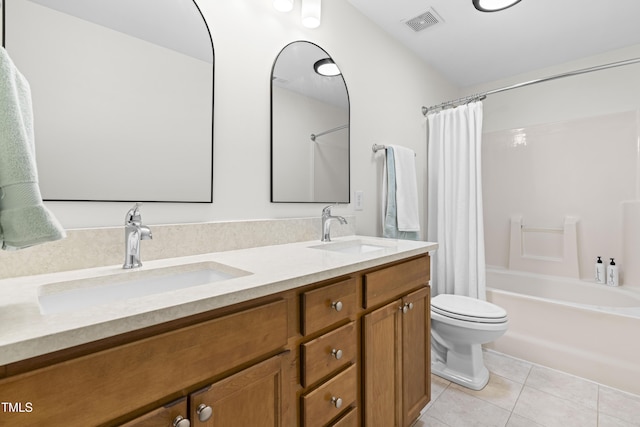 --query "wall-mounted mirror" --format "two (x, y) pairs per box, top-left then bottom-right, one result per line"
(4, 0), (214, 202)
(271, 41), (350, 203)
